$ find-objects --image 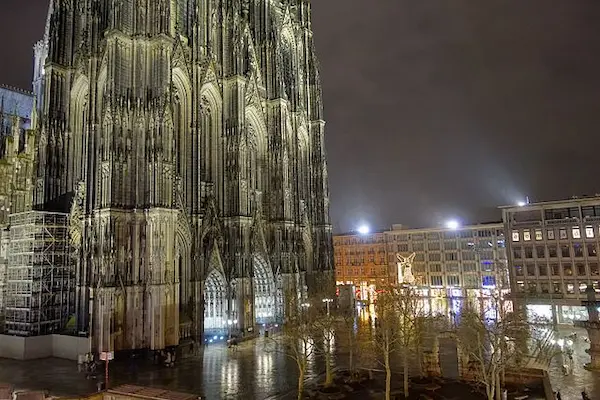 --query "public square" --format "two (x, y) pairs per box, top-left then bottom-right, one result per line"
(0, 1), (599, 400)
(0, 325), (599, 399)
